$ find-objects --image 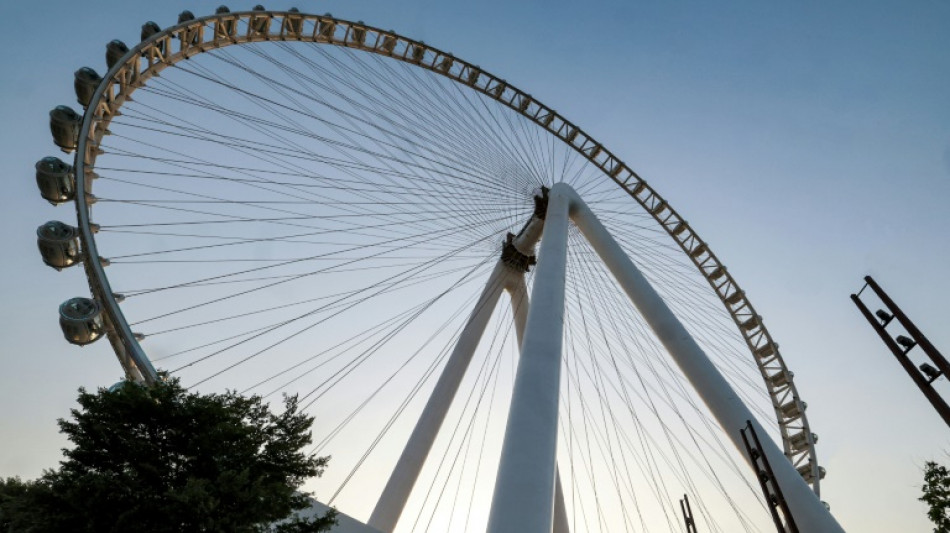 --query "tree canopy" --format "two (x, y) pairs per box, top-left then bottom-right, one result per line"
(0, 378), (336, 532)
(921, 460), (950, 533)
